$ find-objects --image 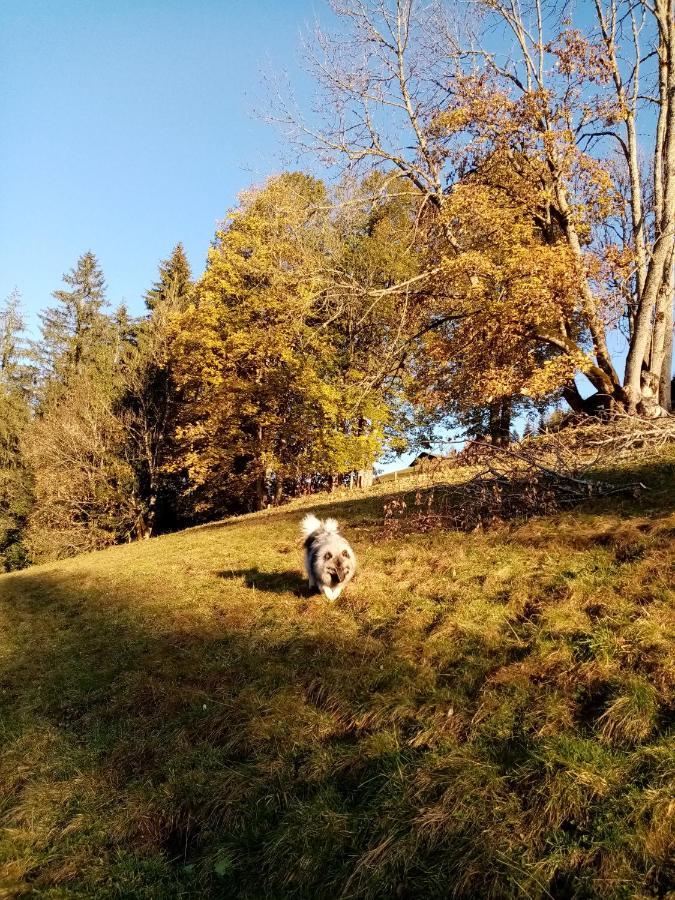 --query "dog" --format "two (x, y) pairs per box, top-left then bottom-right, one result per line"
(301, 514), (356, 601)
